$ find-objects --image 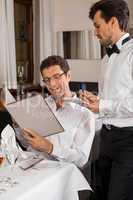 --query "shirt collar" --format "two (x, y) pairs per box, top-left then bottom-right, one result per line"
(116, 33), (130, 50)
(47, 93), (78, 109)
